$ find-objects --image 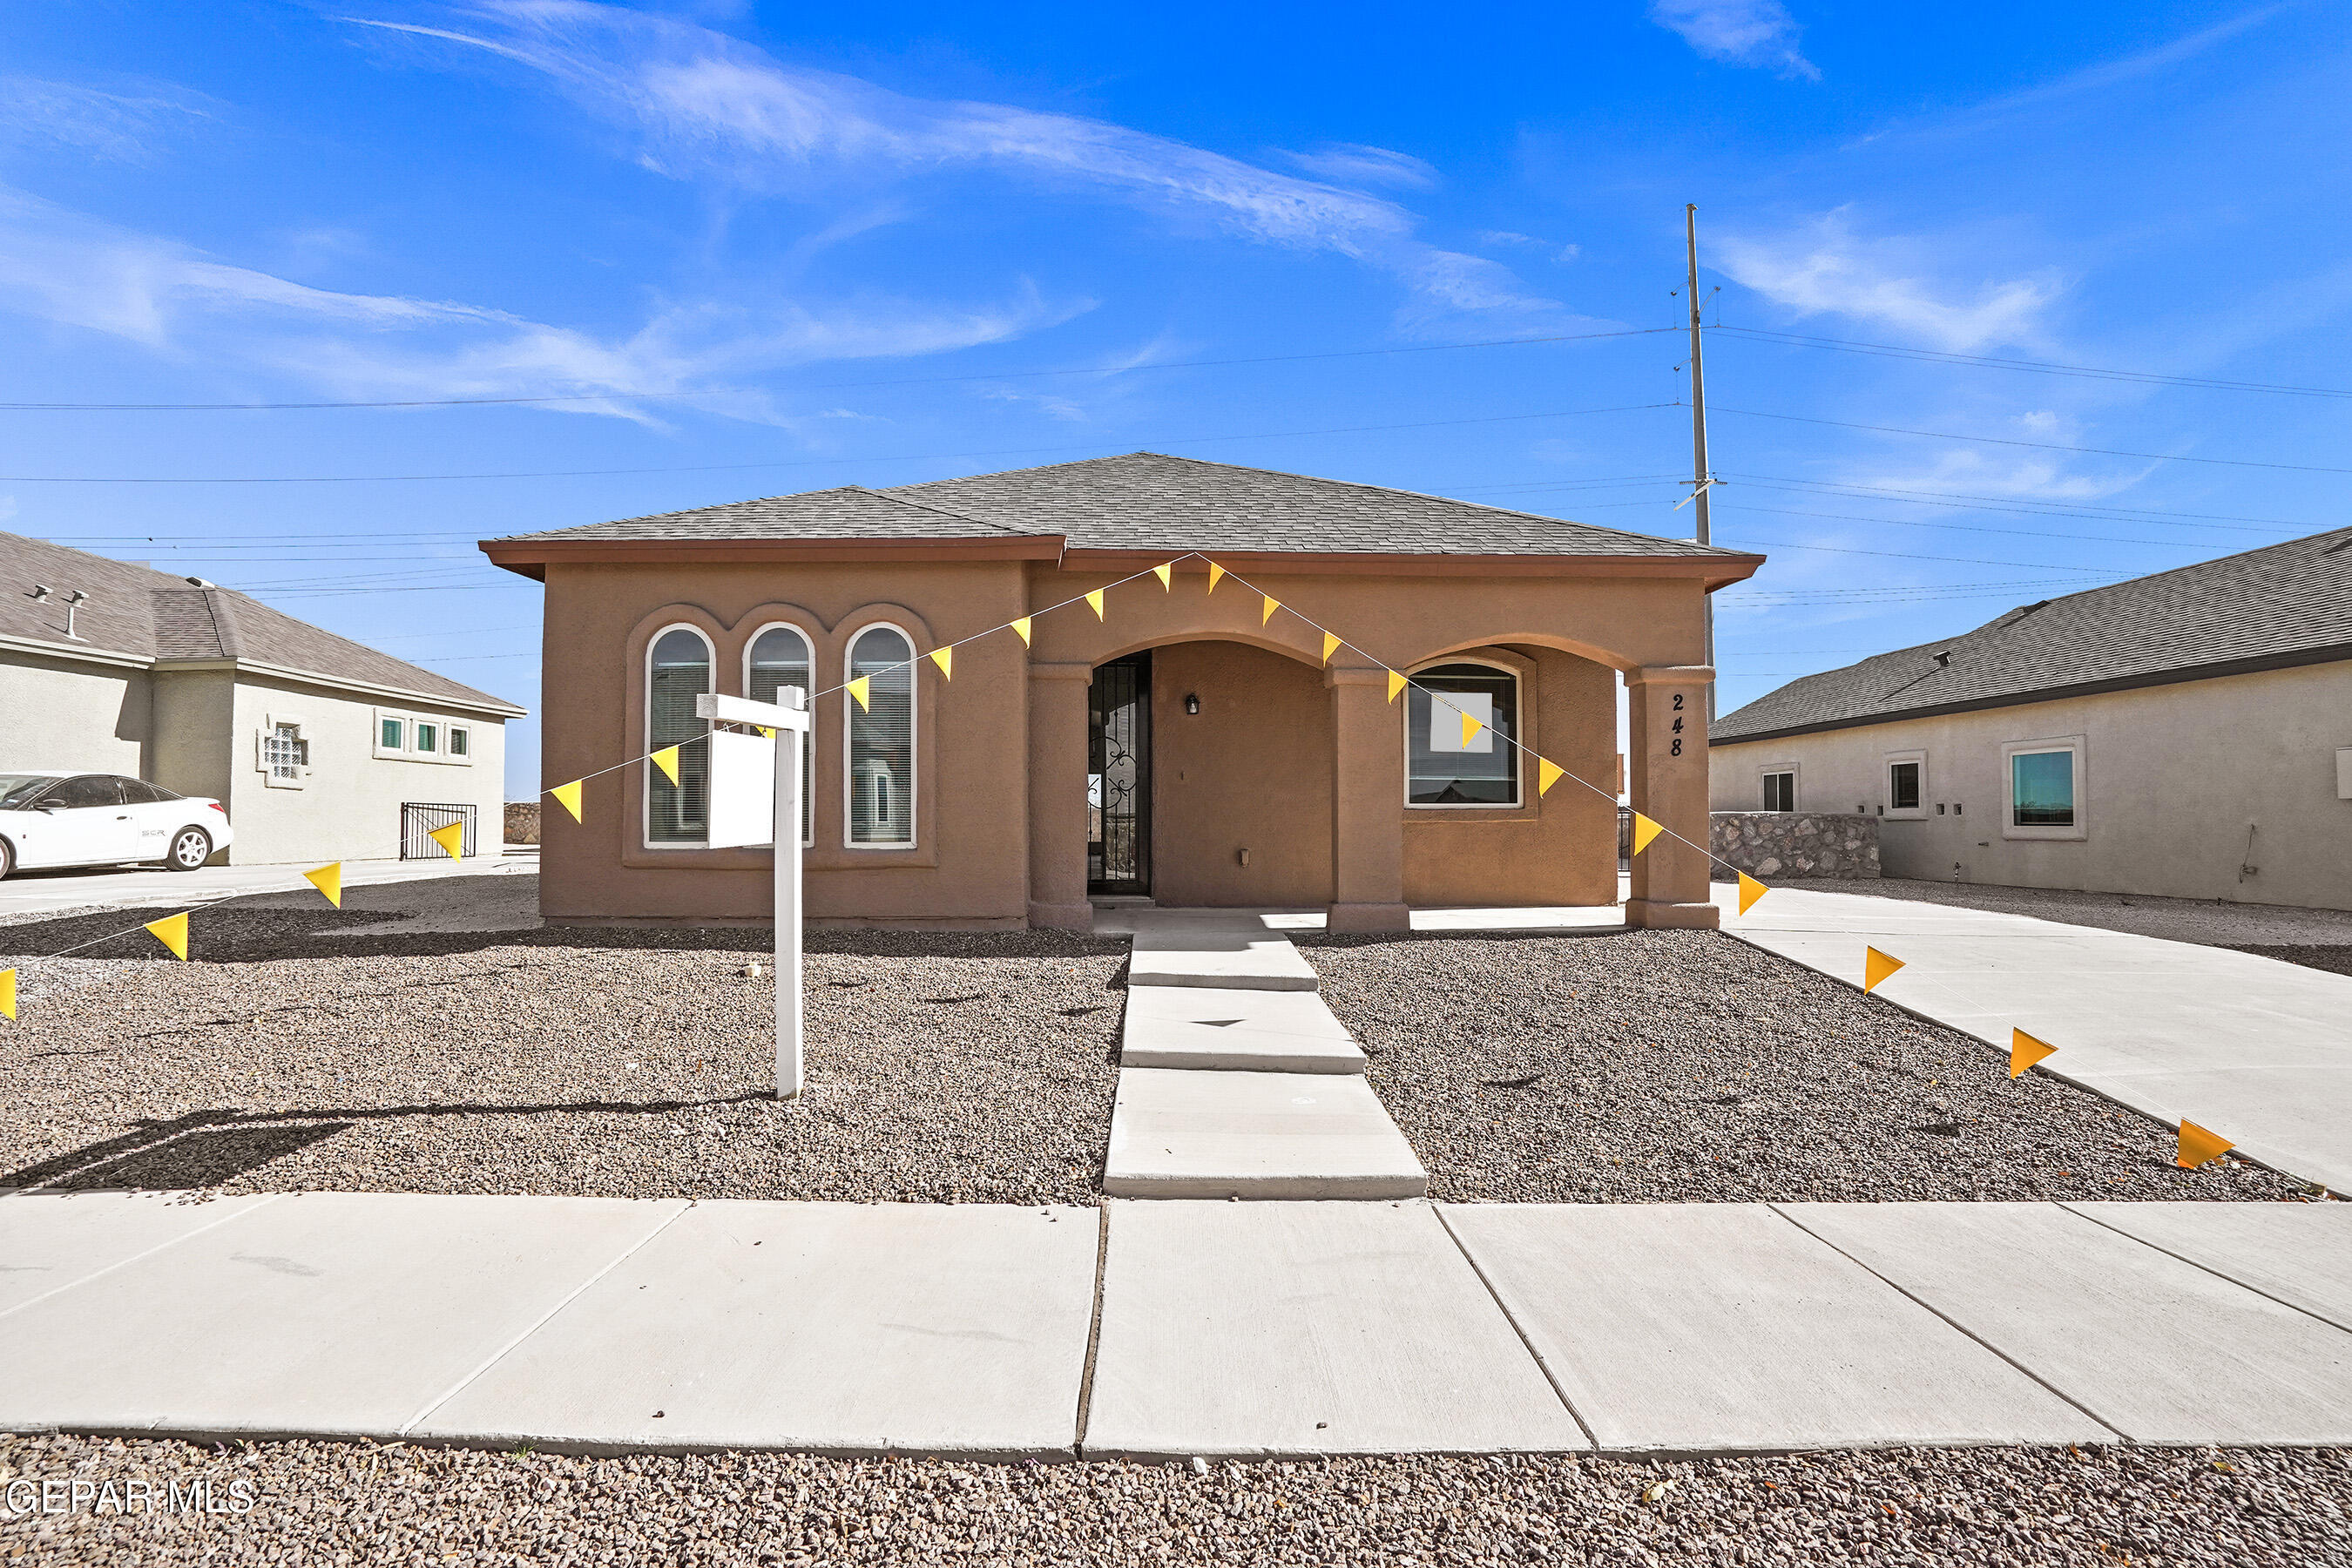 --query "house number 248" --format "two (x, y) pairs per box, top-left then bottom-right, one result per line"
(1669, 693), (1685, 756)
